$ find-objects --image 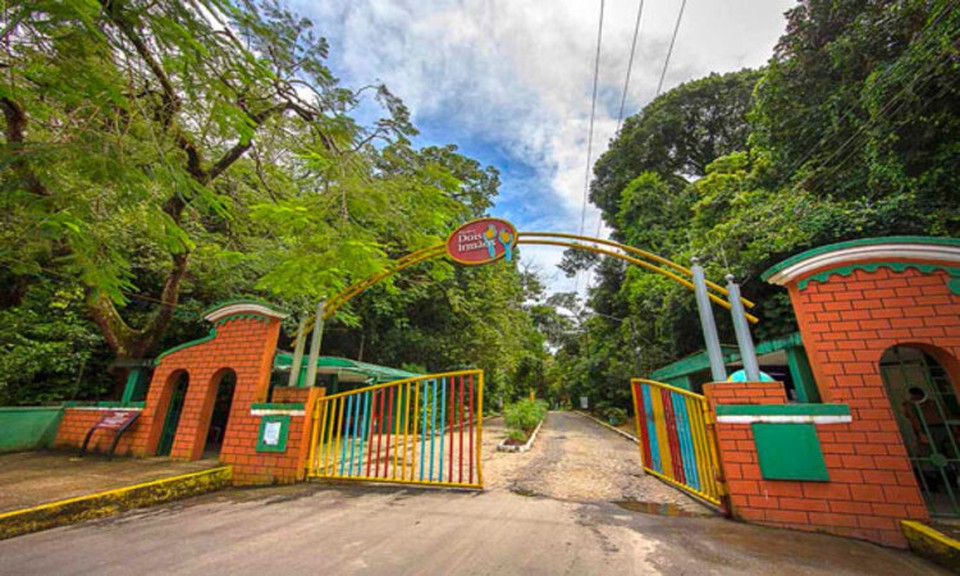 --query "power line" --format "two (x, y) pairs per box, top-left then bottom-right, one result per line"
(615, 0), (645, 134)
(656, 0), (687, 97)
(577, 0), (606, 239)
(790, 1), (956, 189)
(575, 0), (606, 294)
